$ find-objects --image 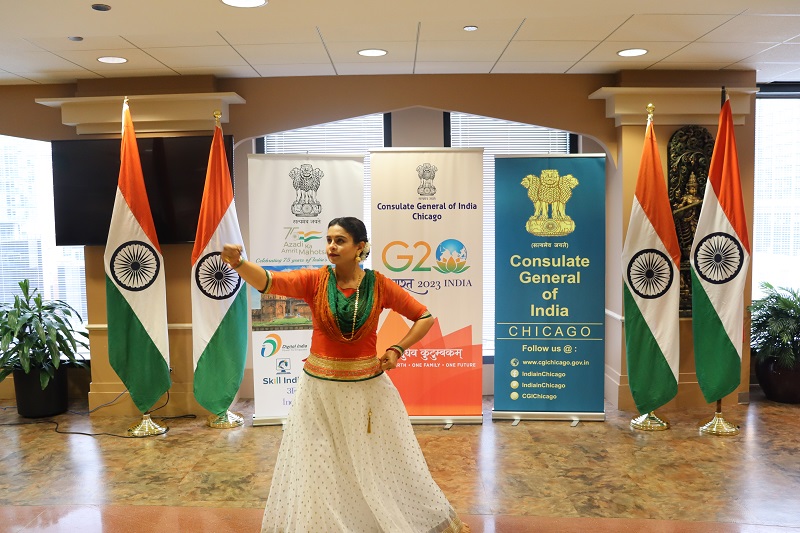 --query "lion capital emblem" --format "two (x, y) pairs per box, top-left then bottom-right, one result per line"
(417, 163), (437, 196)
(520, 169), (579, 236)
(290, 164), (323, 217)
